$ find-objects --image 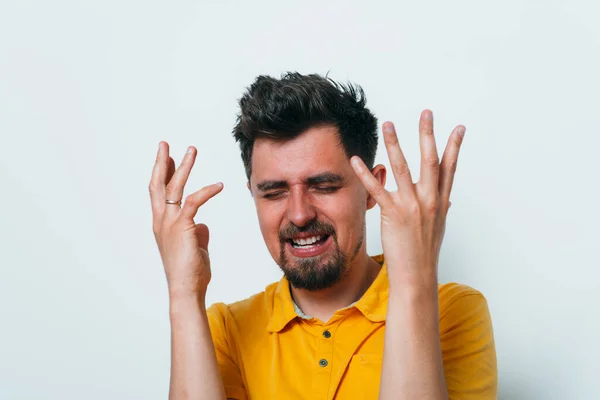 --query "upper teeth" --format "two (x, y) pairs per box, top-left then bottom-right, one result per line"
(292, 235), (322, 246)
